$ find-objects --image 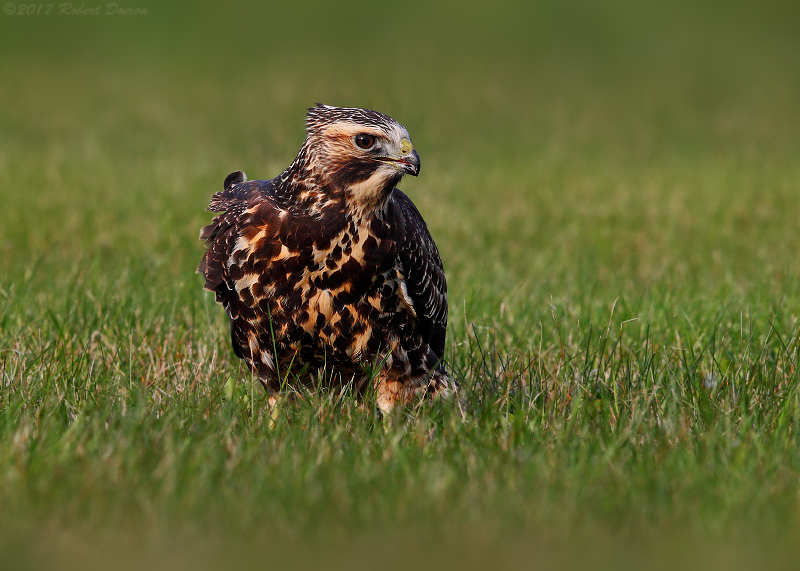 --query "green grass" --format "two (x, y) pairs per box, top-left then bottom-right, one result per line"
(2, 0), (800, 567)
